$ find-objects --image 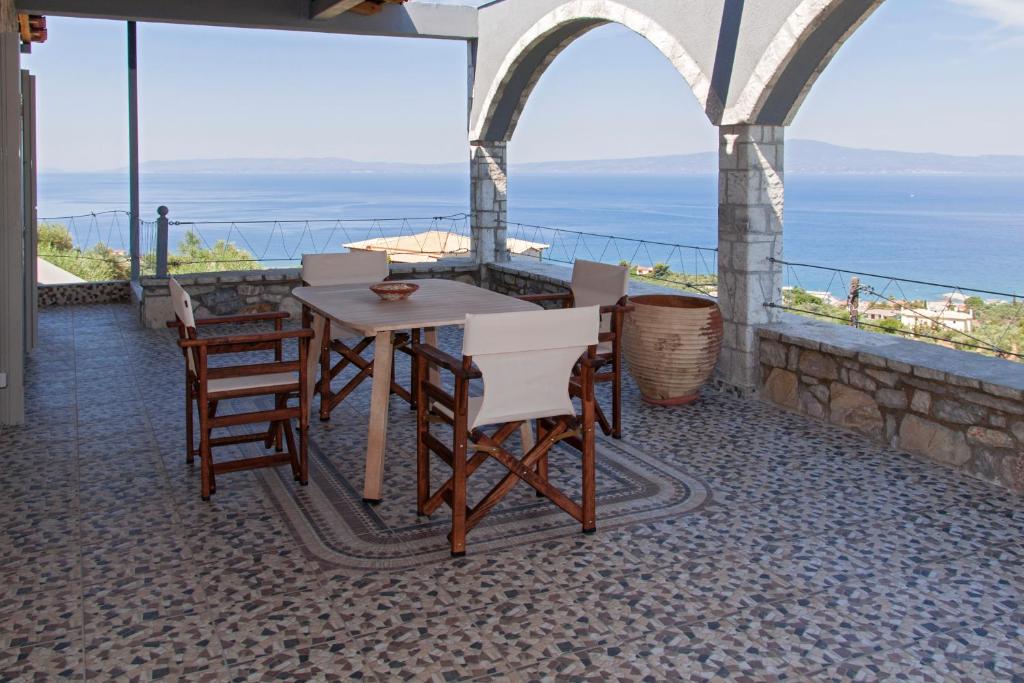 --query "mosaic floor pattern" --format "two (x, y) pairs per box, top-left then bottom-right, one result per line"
(260, 430), (708, 569)
(1, 304), (1022, 681)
